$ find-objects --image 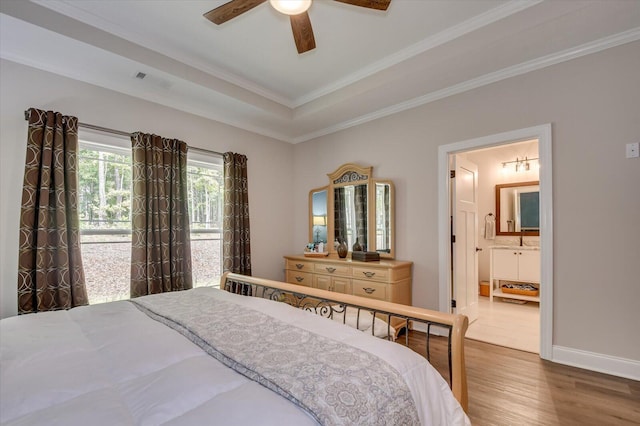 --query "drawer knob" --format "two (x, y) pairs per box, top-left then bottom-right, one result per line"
(363, 287), (375, 294)
(295, 276), (304, 282)
(363, 271), (376, 278)
(295, 263), (304, 269)
(326, 267), (336, 273)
